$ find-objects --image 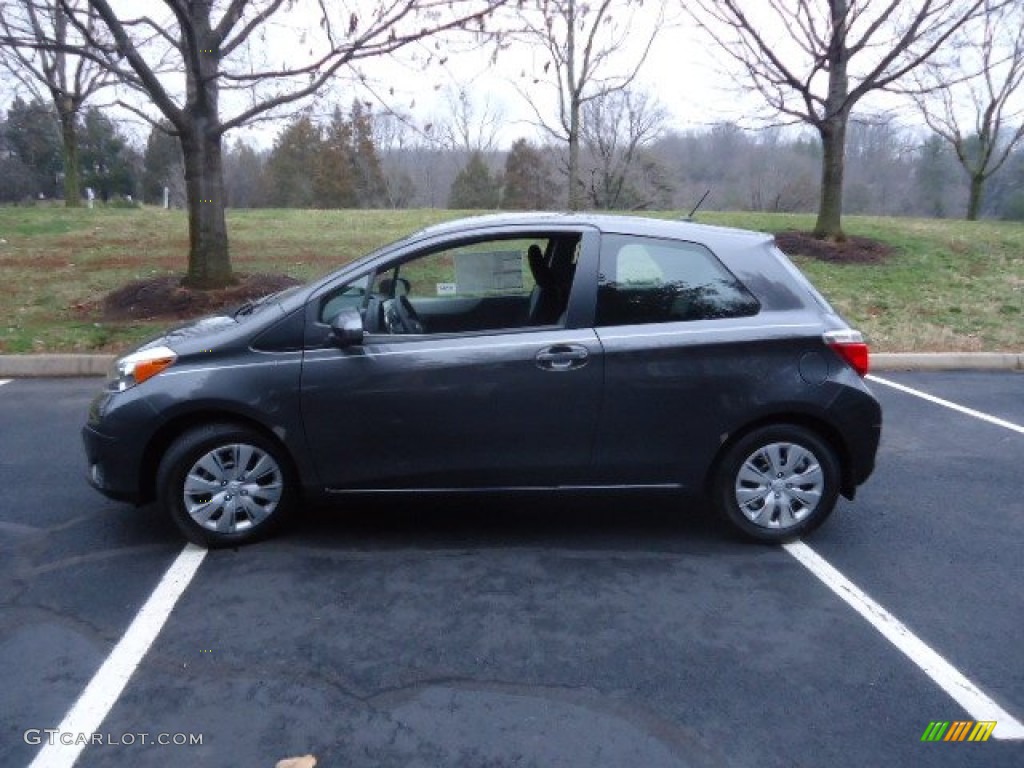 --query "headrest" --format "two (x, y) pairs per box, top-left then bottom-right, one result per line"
(527, 244), (554, 287)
